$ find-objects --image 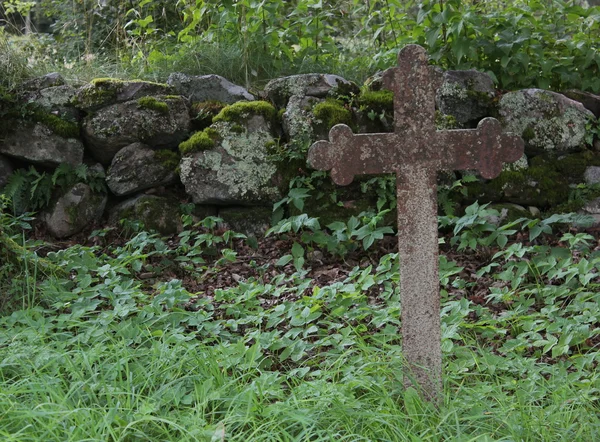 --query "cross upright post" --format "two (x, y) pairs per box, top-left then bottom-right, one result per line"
(307, 45), (524, 402)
